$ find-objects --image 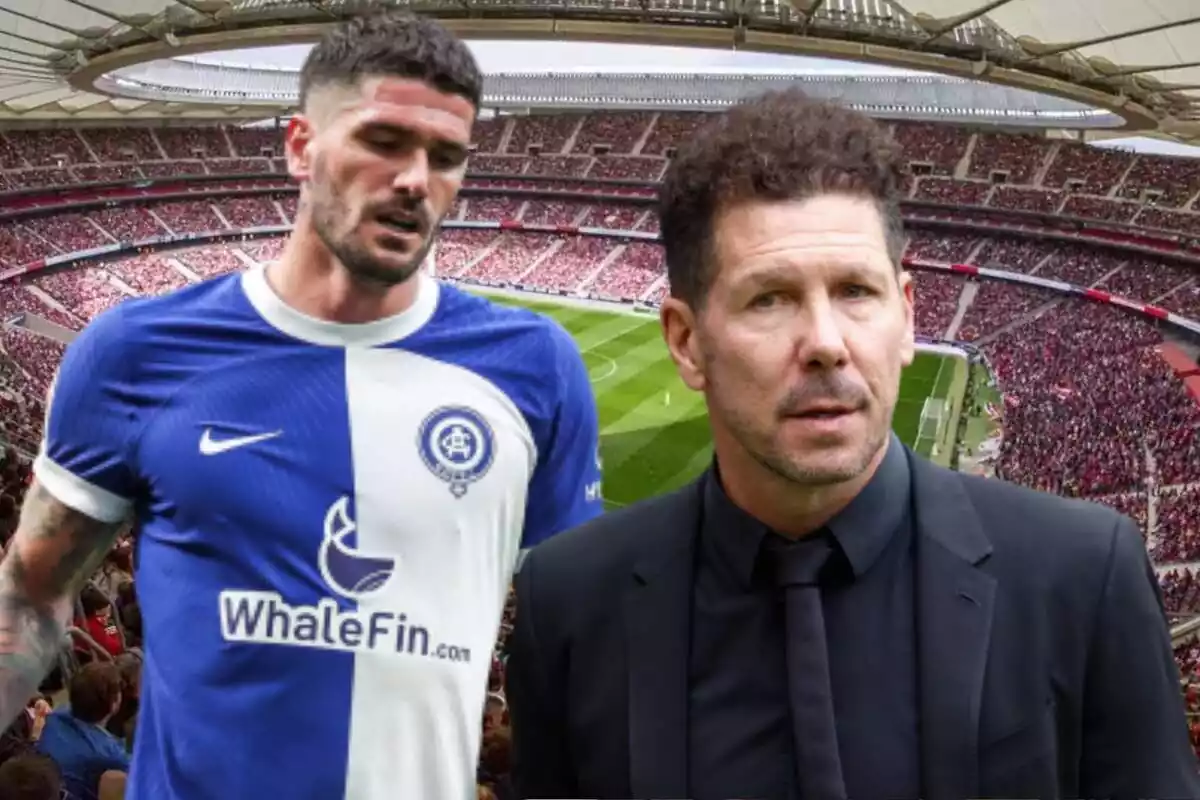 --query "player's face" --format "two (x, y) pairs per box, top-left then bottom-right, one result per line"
(663, 194), (914, 487)
(287, 76), (473, 286)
